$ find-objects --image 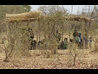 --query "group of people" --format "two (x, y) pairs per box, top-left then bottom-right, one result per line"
(73, 30), (82, 48)
(58, 30), (93, 49)
(29, 28), (93, 50)
(73, 30), (93, 49)
(58, 38), (68, 49)
(28, 28), (37, 50)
